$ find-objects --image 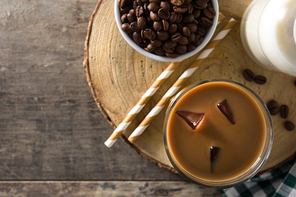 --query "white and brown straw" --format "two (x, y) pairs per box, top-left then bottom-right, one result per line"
(104, 13), (226, 148)
(128, 18), (237, 143)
